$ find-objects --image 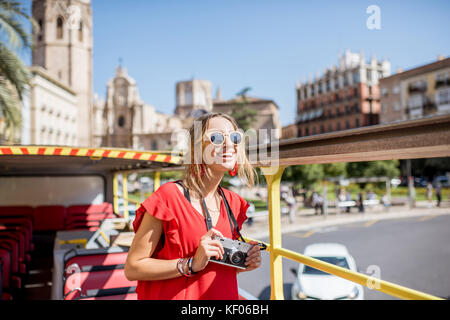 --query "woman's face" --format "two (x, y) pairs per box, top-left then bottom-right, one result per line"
(202, 117), (240, 174)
